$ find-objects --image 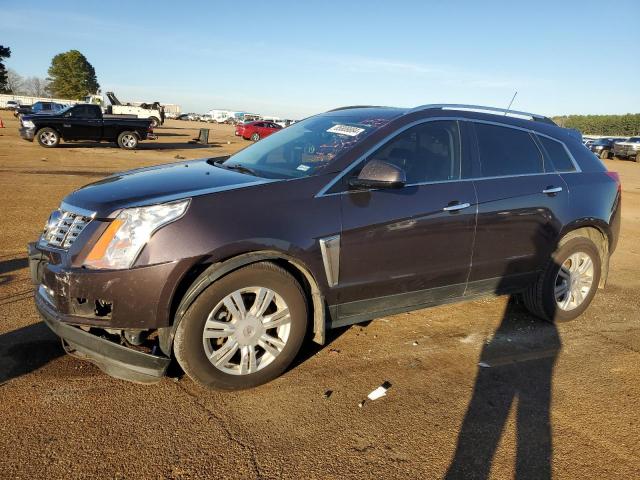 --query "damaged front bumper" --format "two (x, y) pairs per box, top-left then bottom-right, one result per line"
(28, 242), (171, 384)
